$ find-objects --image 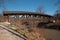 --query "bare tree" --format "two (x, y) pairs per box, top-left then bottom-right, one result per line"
(55, 0), (60, 10)
(54, 0), (60, 19)
(55, 0), (60, 6)
(54, 9), (60, 20)
(0, 0), (16, 11)
(0, 0), (4, 7)
(36, 6), (45, 13)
